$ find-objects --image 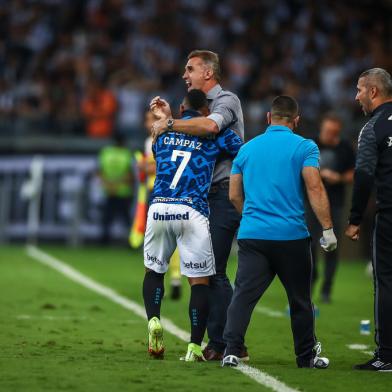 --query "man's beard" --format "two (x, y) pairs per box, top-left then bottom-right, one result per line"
(361, 98), (372, 115)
